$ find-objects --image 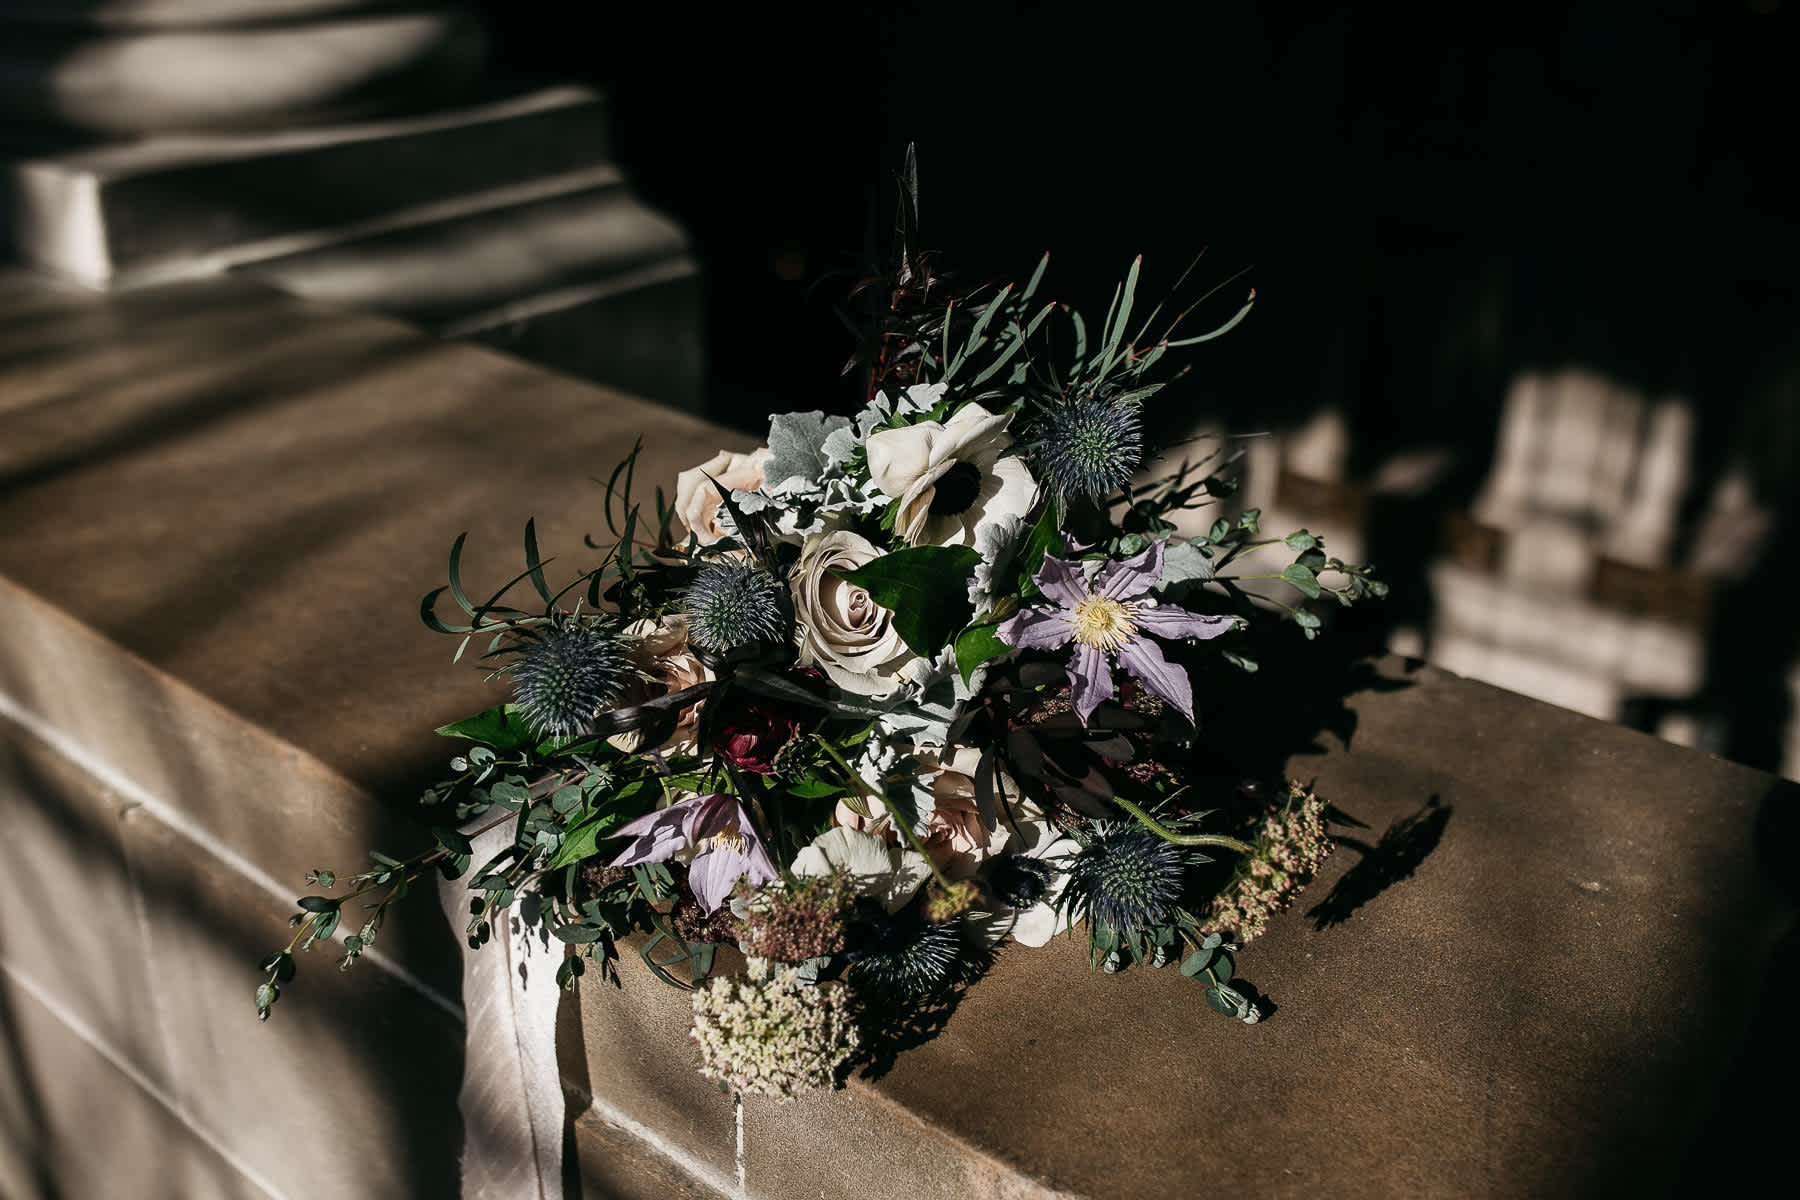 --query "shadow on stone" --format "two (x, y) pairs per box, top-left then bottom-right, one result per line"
(1183, 617), (1419, 795)
(1307, 794), (1452, 932)
(851, 962), (984, 1086)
